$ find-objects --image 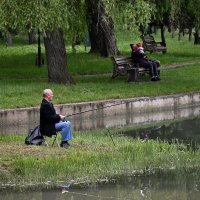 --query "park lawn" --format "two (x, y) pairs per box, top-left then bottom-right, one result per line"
(1, 65), (200, 109)
(0, 31), (200, 109)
